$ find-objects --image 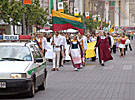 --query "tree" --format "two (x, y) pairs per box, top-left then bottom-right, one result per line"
(8, 0), (24, 34)
(0, 0), (10, 23)
(63, 2), (71, 15)
(24, 0), (48, 34)
(0, 0), (24, 34)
